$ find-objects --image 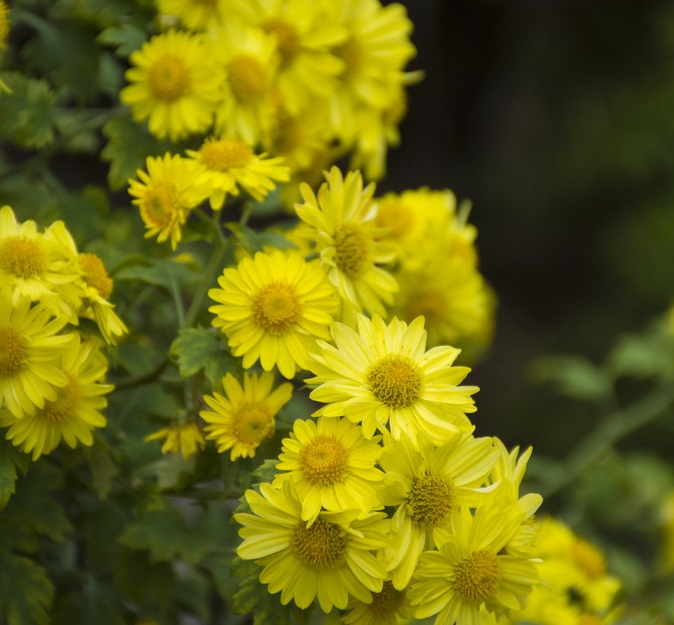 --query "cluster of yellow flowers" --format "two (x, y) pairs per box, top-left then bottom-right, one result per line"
(479, 517), (622, 625)
(0, 206), (126, 459)
(121, 0), (418, 189)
